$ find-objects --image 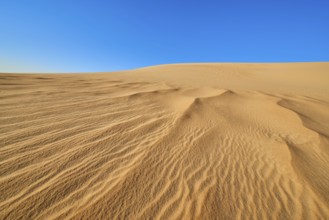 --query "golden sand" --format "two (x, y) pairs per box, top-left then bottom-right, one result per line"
(1, 62), (329, 219)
